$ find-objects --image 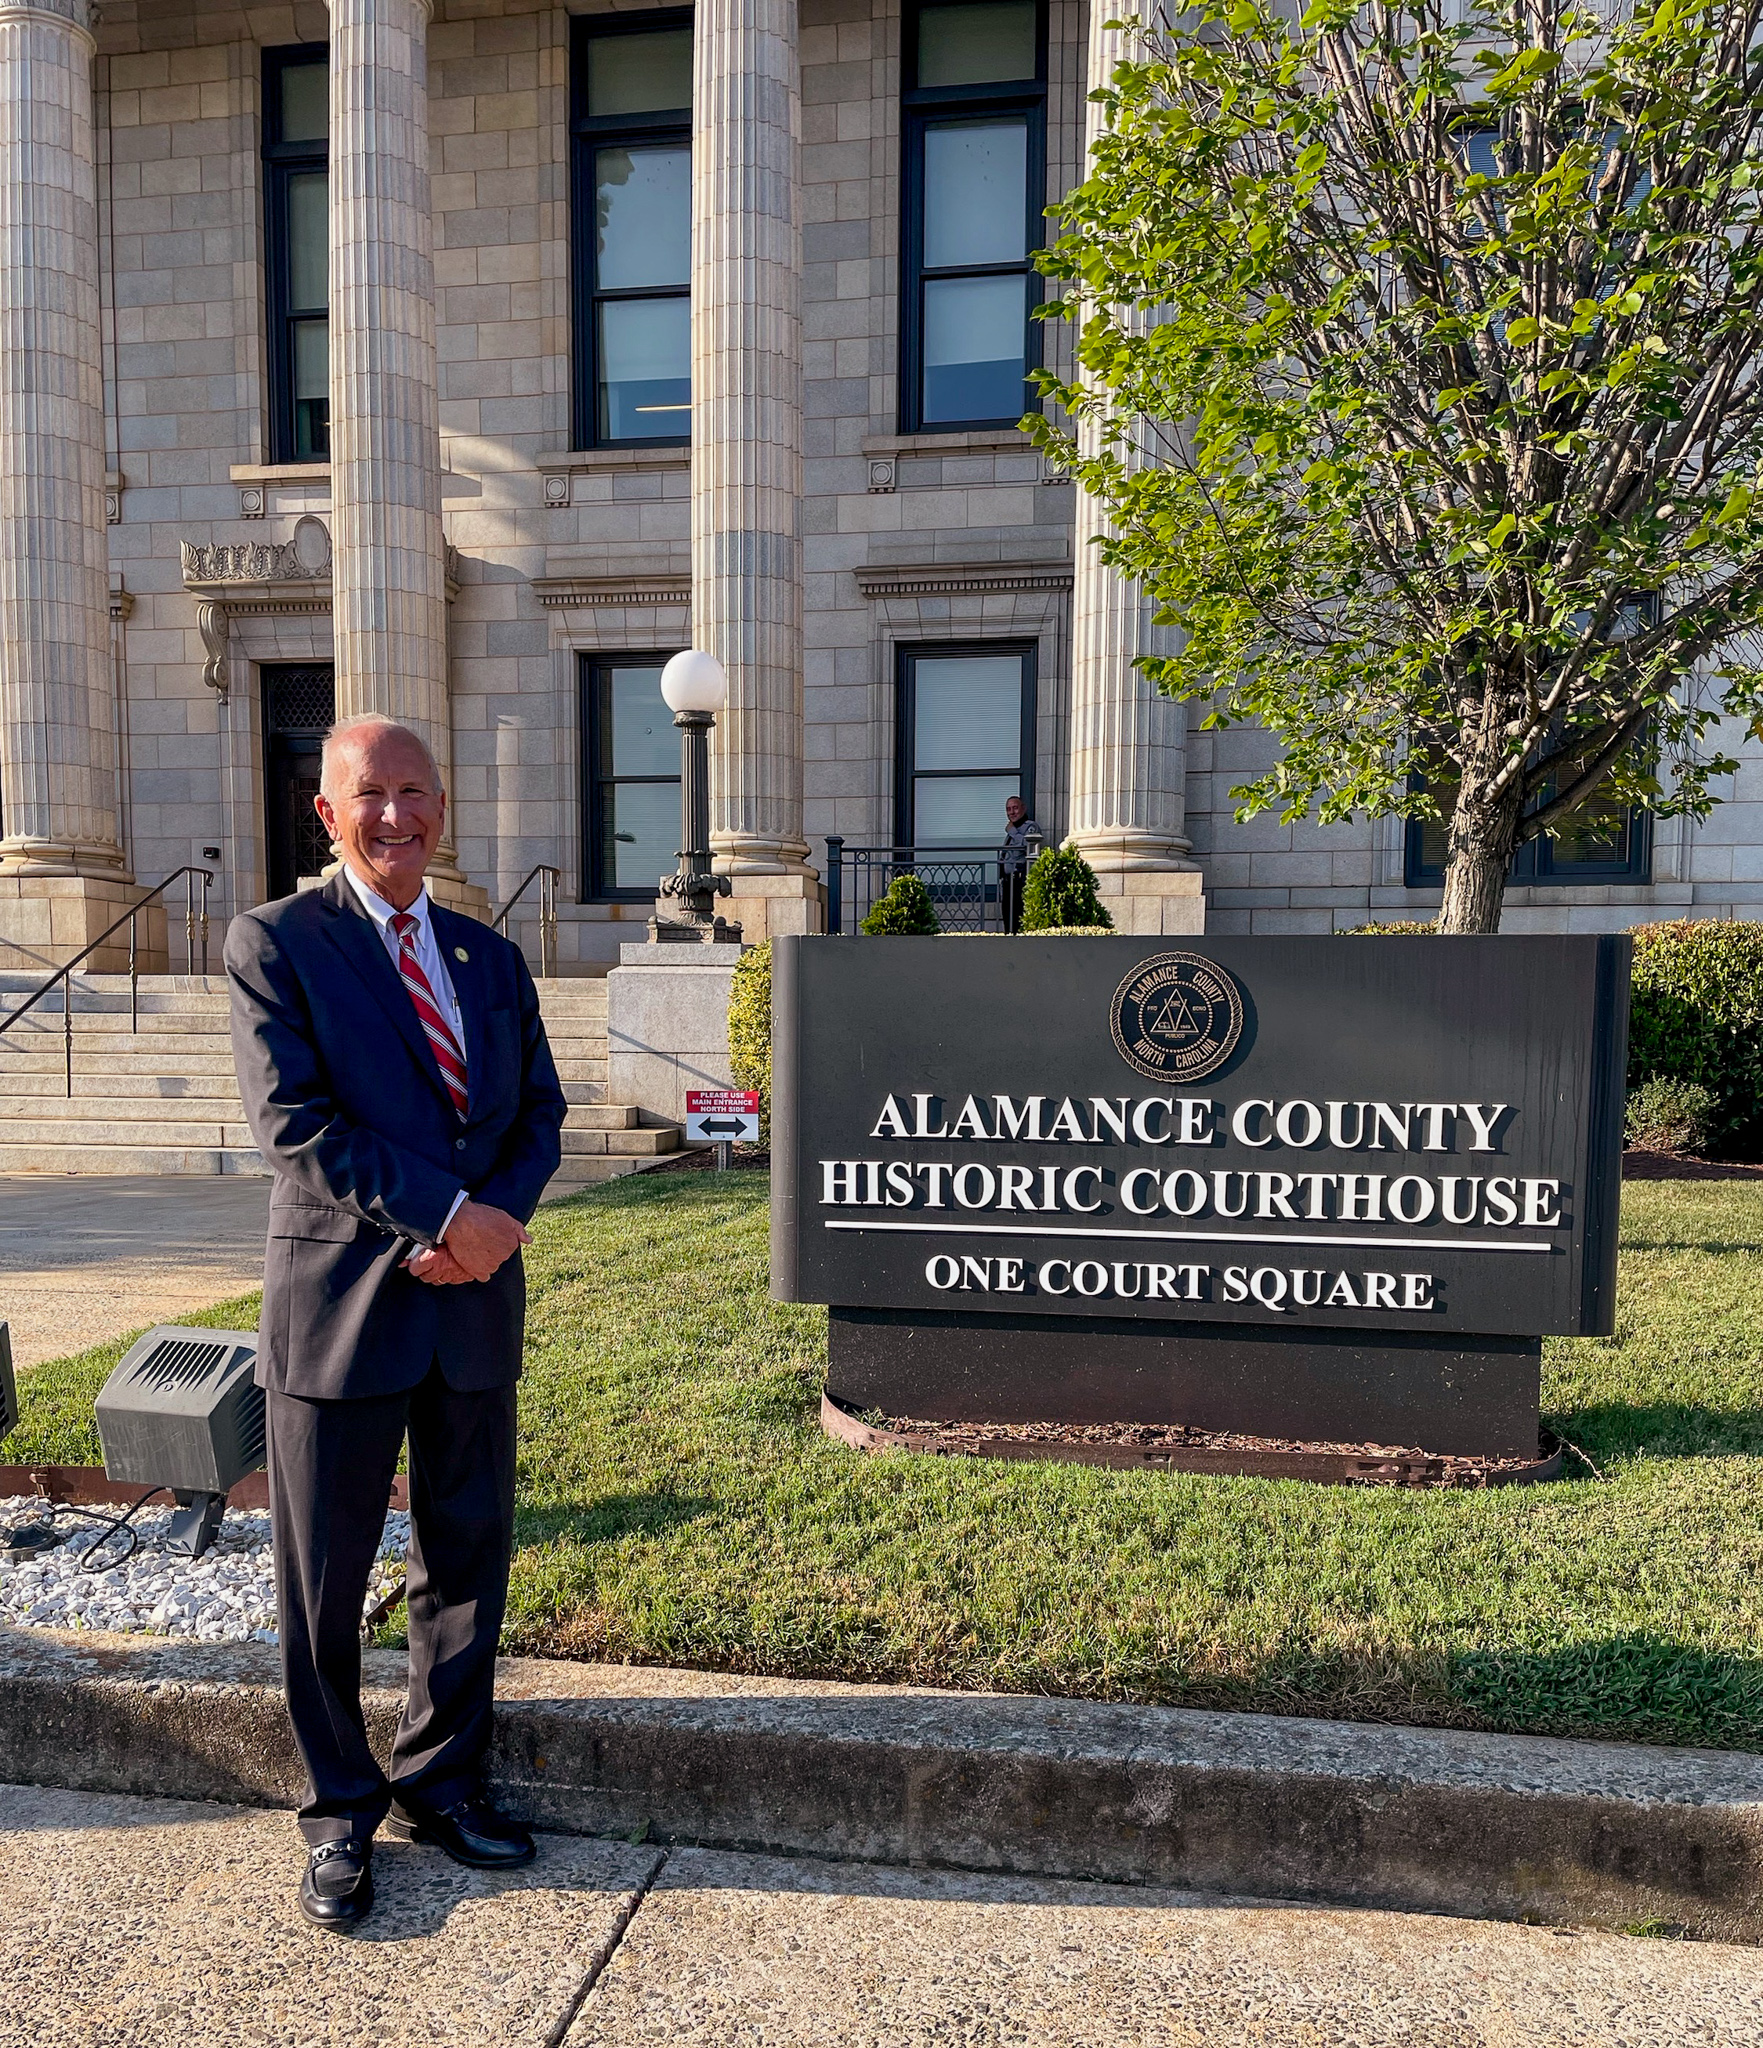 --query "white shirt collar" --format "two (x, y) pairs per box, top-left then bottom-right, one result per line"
(343, 862), (433, 937)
